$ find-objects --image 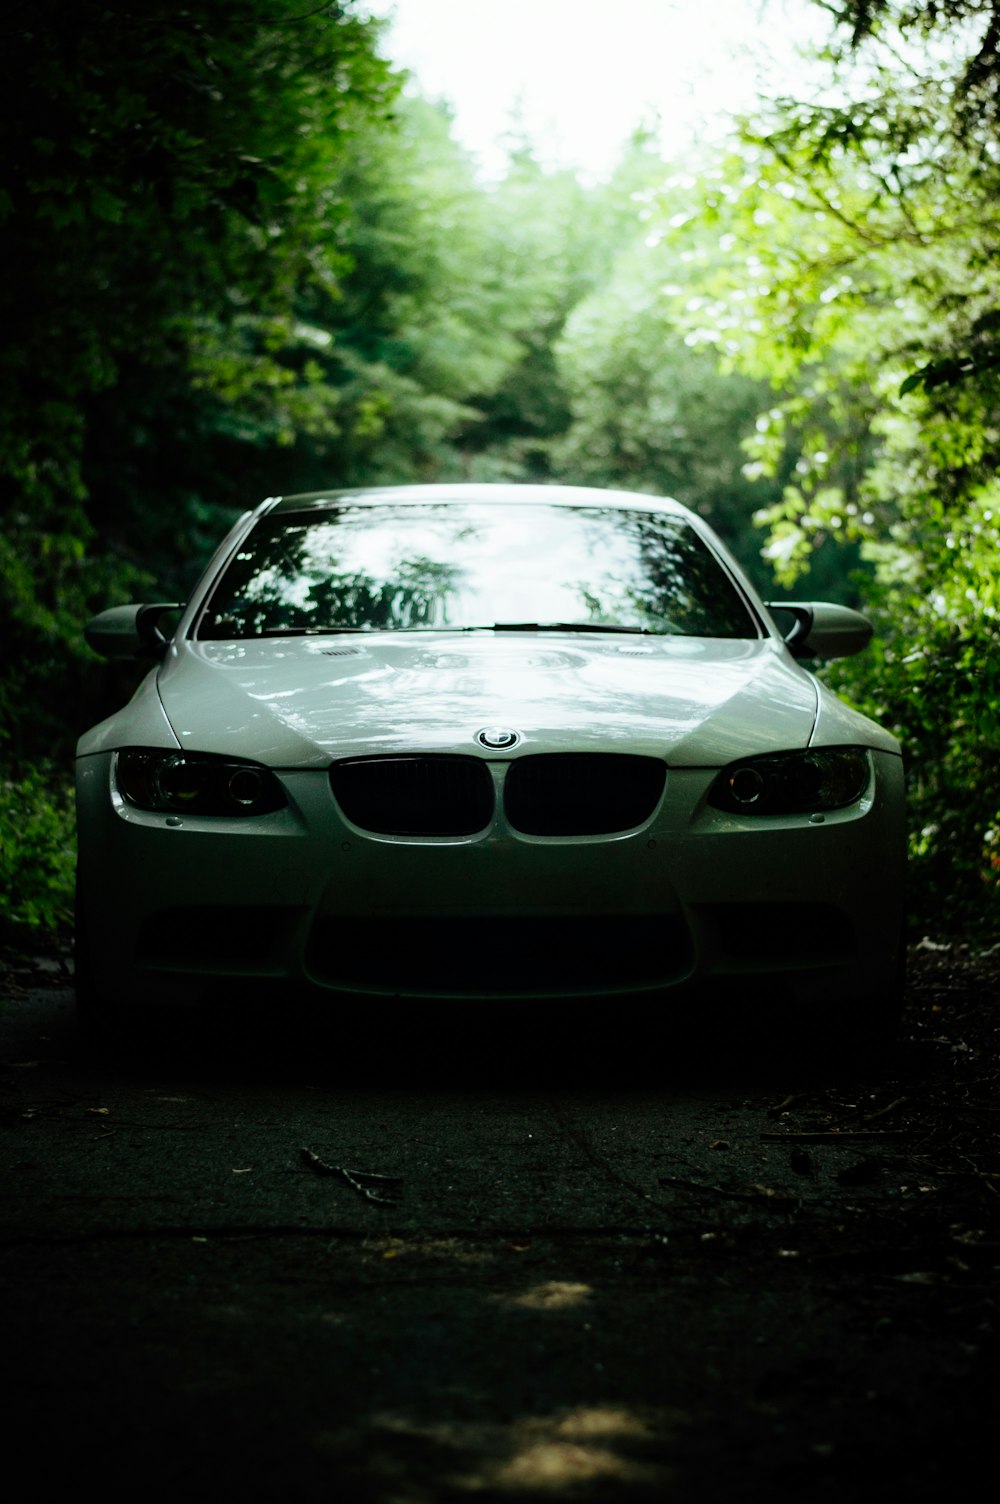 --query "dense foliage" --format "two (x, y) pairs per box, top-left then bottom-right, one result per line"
(0, 0), (396, 757)
(0, 0), (399, 933)
(3, 0), (999, 937)
(667, 0), (1000, 929)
